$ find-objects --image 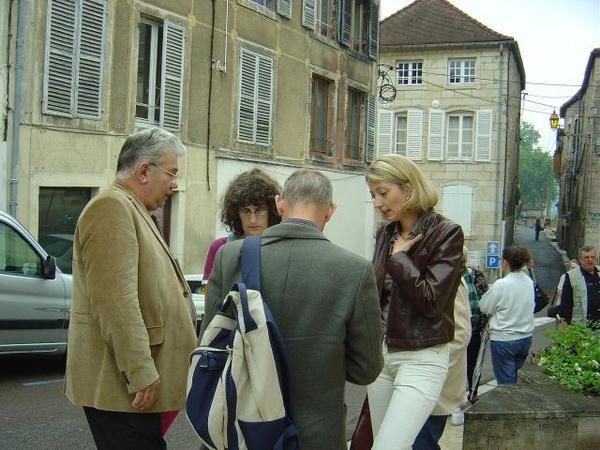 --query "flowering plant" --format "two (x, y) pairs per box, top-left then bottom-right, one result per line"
(537, 322), (600, 395)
